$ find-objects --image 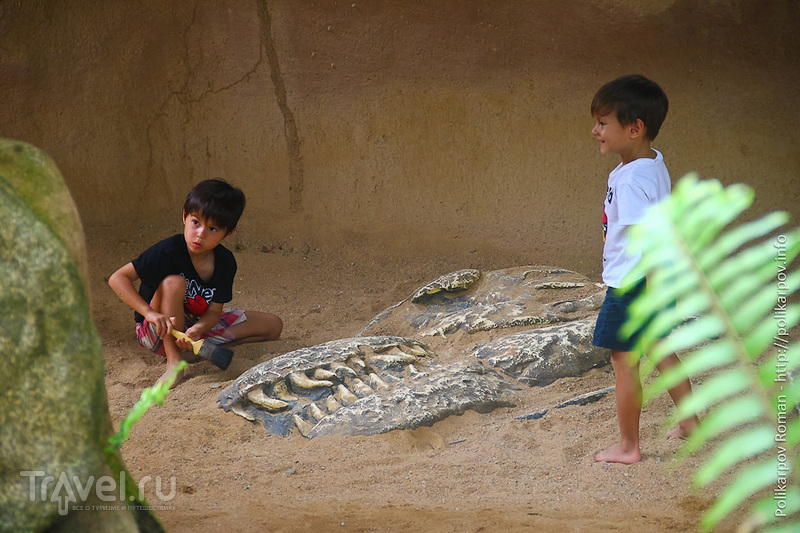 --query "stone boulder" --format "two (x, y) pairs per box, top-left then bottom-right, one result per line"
(0, 139), (162, 532)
